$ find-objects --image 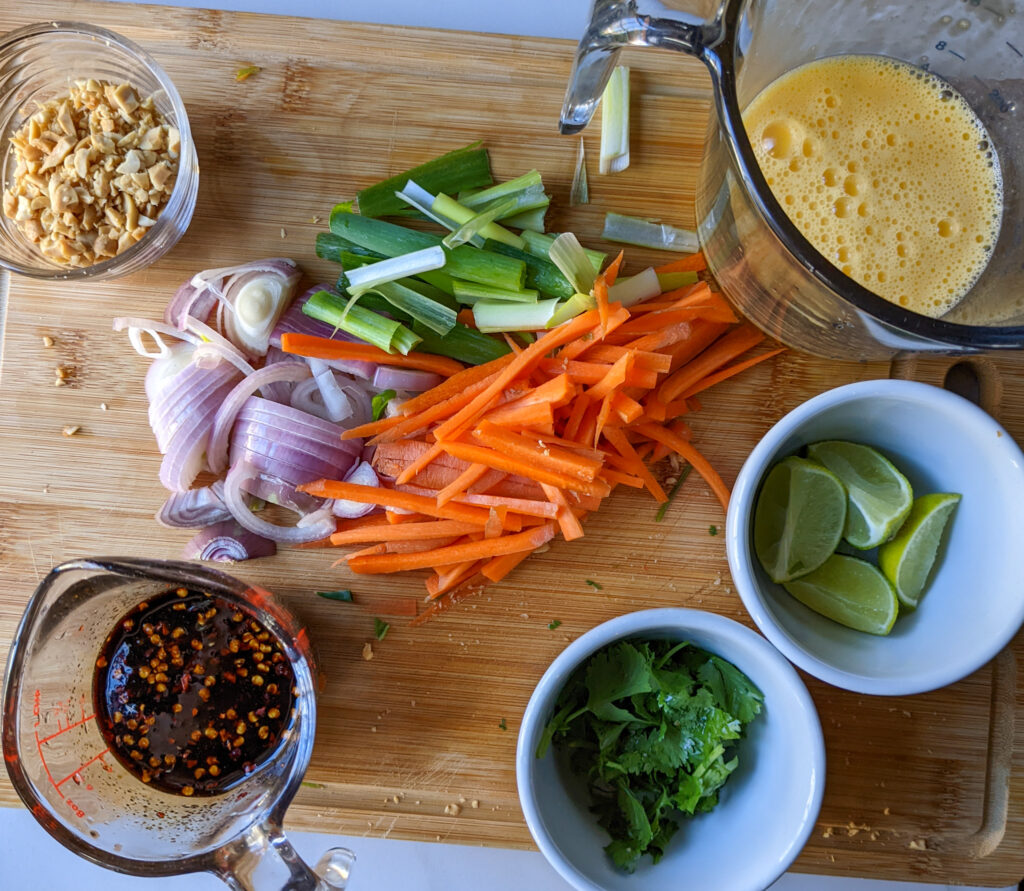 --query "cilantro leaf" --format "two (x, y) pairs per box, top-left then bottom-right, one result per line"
(371, 389), (397, 421)
(373, 618), (390, 640)
(538, 637), (763, 873)
(316, 589), (353, 602)
(548, 619), (562, 631)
